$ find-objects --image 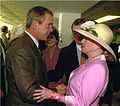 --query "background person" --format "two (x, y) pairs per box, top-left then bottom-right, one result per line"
(42, 27), (65, 106)
(0, 38), (6, 106)
(43, 27), (62, 89)
(33, 21), (116, 106)
(0, 25), (10, 50)
(0, 25), (11, 106)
